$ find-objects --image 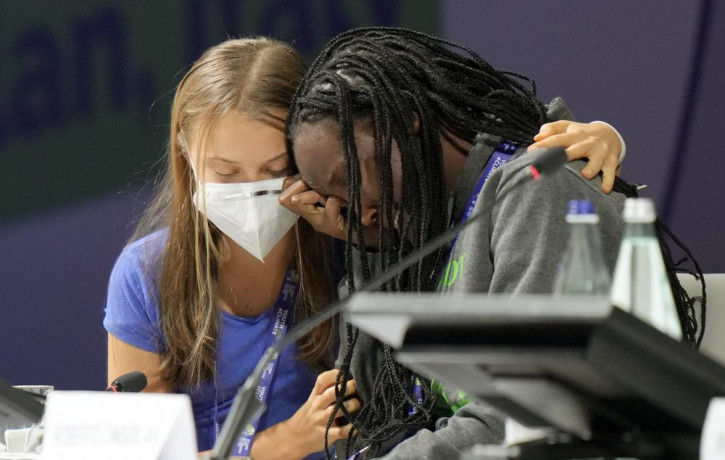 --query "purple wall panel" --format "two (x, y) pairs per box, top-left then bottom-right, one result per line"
(0, 192), (146, 389)
(442, 0), (698, 211)
(443, 0), (724, 273)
